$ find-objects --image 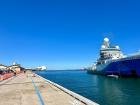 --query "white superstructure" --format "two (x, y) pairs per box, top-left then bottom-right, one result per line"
(91, 37), (124, 71)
